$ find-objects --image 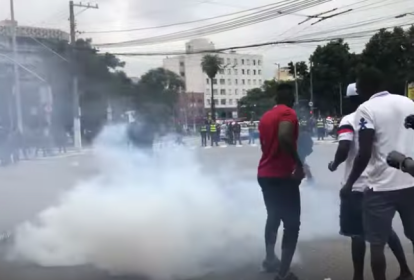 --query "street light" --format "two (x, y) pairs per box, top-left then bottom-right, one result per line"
(395, 13), (414, 18)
